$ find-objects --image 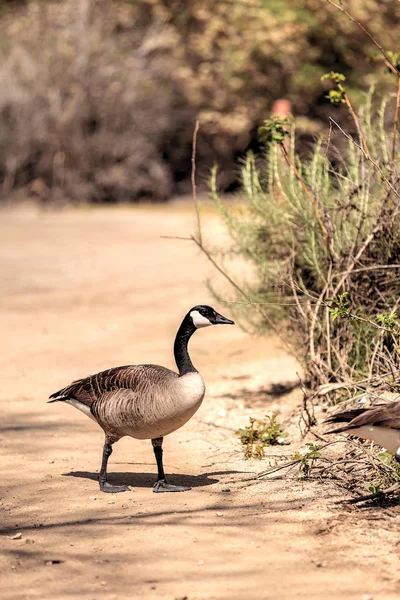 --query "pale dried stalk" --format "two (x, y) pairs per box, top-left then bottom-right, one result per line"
(309, 264), (332, 378)
(191, 120), (202, 246)
(342, 92), (371, 159)
(280, 144), (328, 242)
(392, 77), (400, 163)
